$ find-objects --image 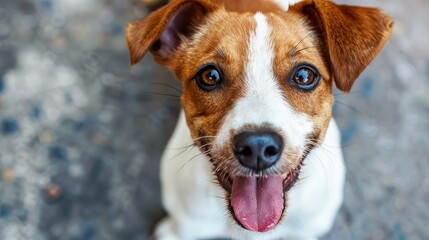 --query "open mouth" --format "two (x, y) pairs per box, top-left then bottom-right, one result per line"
(215, 163), (302, 232)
